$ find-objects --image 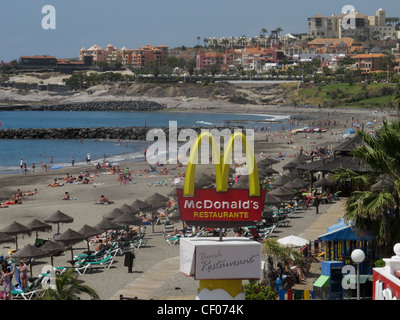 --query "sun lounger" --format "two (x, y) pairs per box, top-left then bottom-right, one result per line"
(55, 262), (92, 275)
(84, 255), (114, 269)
